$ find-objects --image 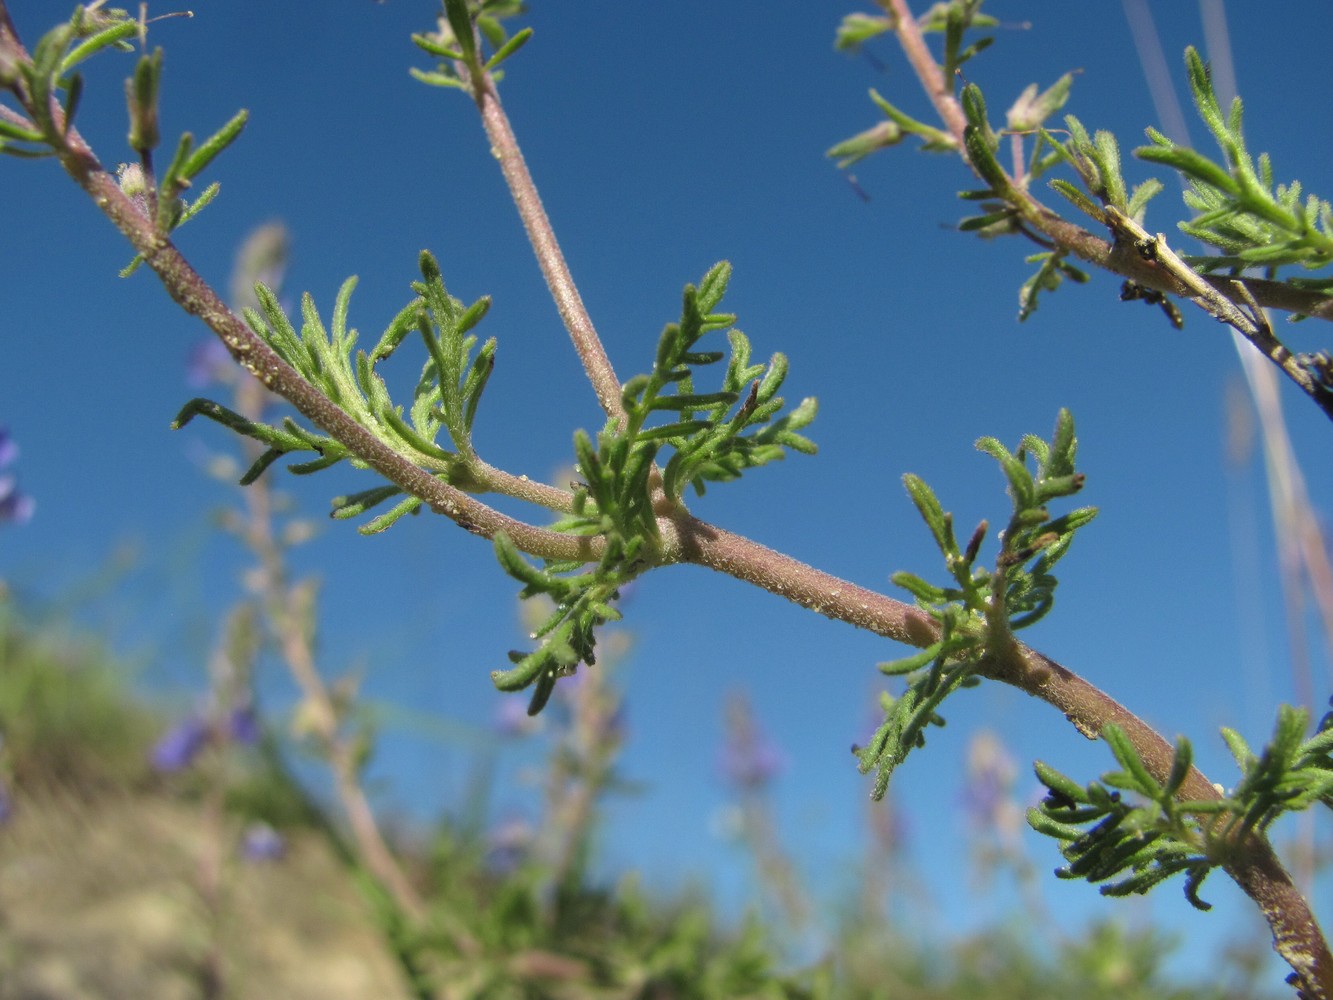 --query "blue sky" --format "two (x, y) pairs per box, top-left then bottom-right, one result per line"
(3, 0), (1331, 976)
